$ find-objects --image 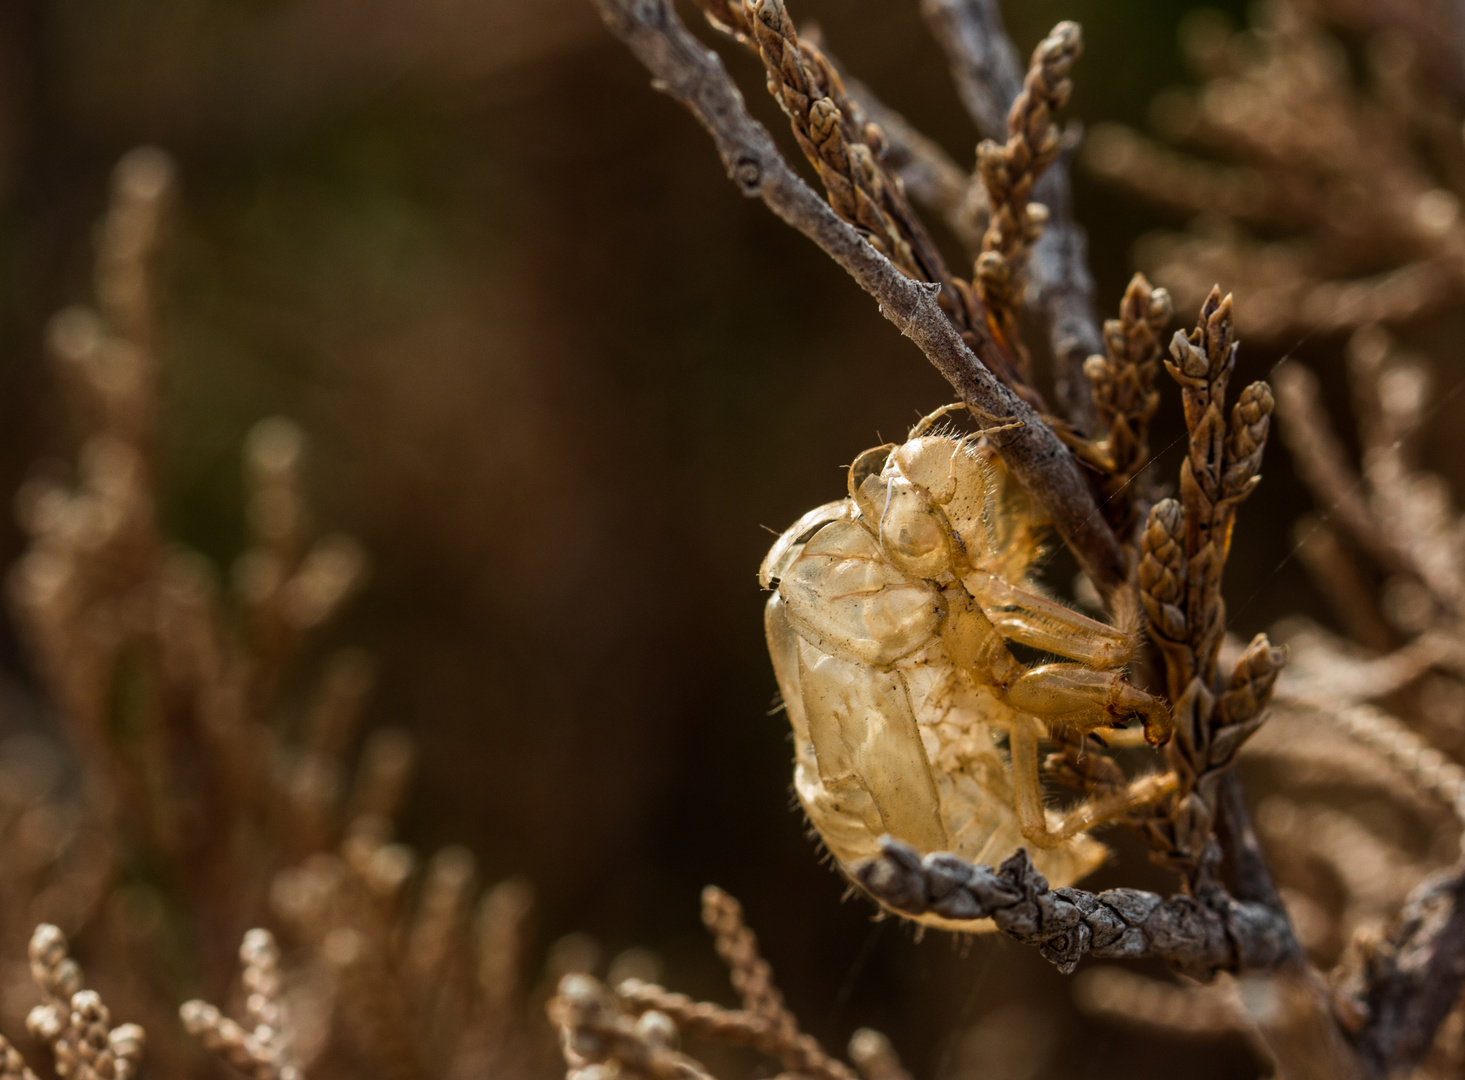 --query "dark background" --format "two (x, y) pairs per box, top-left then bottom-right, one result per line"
(1, 1), (1452, 1077)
